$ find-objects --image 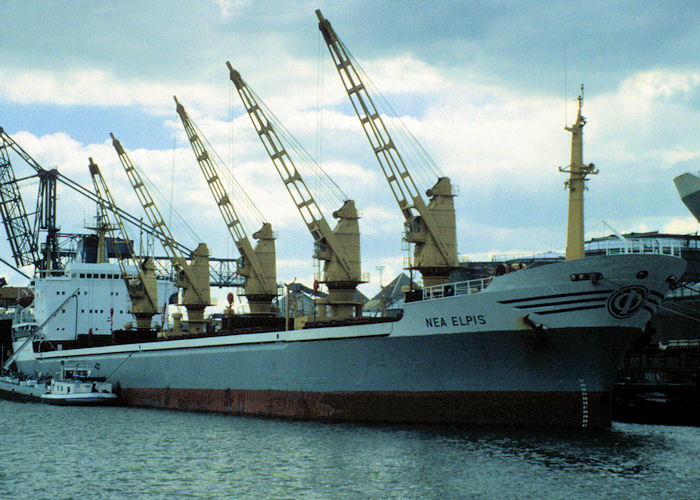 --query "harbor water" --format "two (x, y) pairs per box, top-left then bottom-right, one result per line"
(1, 401), (698, 499)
